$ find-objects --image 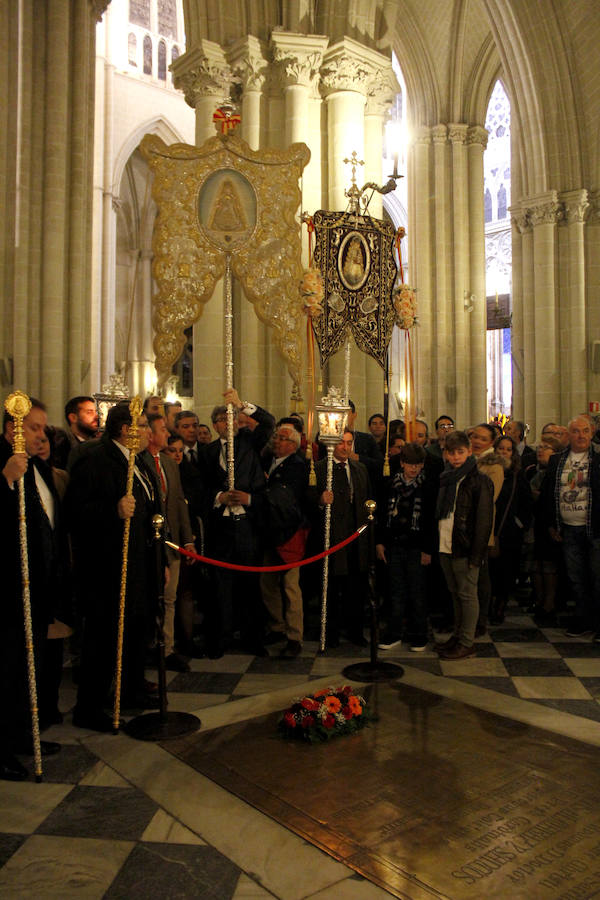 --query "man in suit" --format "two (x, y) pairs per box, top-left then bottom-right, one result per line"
(1, 399), (63, 779)
(346, 399), (383, 485)
(201, 388), (274, 658)
(175, 410), (203, 468)
(312, 428), (372, 647)
(261, 423), (309, 658)
(67, 401), (163, 731)
(143, 413), (196, 671)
